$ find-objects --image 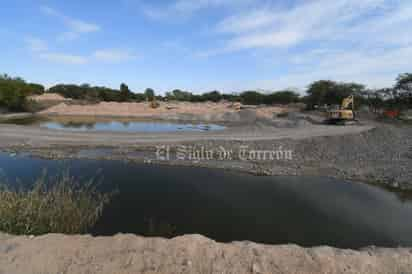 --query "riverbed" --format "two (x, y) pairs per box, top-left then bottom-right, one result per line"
(1, 152), (411, 249)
